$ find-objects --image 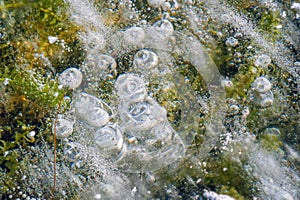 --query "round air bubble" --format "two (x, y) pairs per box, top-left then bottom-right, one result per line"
(225, 37), (239, 47)
(53, 115), (74, 138)
(119, 97), (167, 131)
(147, 0), (165, 8)
(84, 107), (110, 127)
(152, 19), (174, 38)
(133, 50), (158, 69)
(263, 127), (280, 135)
(123, 27), (145, 46)
(255, 54), (271, 67)
(58, 67), (83, 89)
(97, 54), (116, 72)
(94, 125), (125, 158)
(115, 74), (147, 102)
(252, 76), (272, 93)
(64, 142), (83, 163)
(256, 91), (274, 108)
